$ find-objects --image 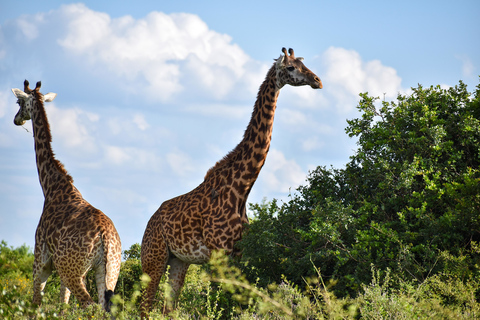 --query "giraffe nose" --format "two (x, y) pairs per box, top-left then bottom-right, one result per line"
(317, 77), (323, 89)
(312, 76), (323, 89)
(14, 114), (26, 126)
(14, 118), (26, 126)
